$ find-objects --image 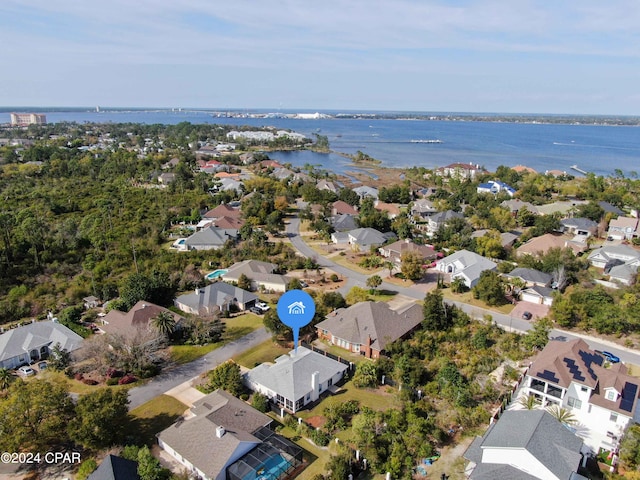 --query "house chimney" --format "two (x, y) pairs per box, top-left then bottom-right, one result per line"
(216, 426), (225, 438)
